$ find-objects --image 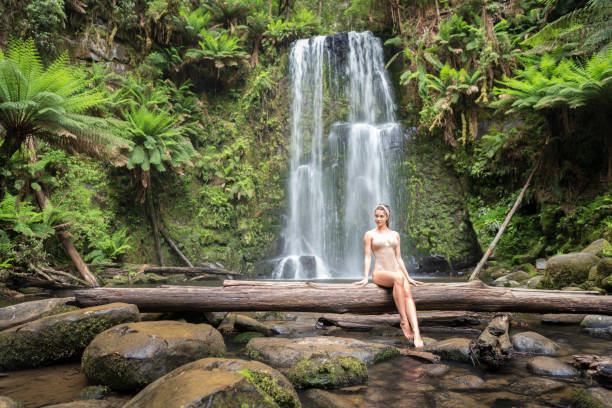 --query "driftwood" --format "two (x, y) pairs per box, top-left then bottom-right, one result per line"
(399, 349), (440, 363)
(573, 355), (612, 385)
(316, 311), (489, 331)
(73, 280), (612, 314)
(102, 265), (243, 277)
(159, 225), (193, 267)
(470, 314), (513, 368)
